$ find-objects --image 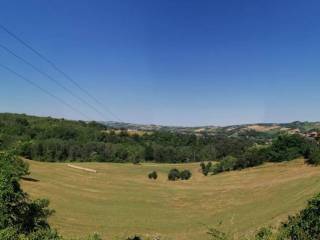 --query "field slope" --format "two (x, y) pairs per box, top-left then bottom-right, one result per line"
(22, 160), (320, 240)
